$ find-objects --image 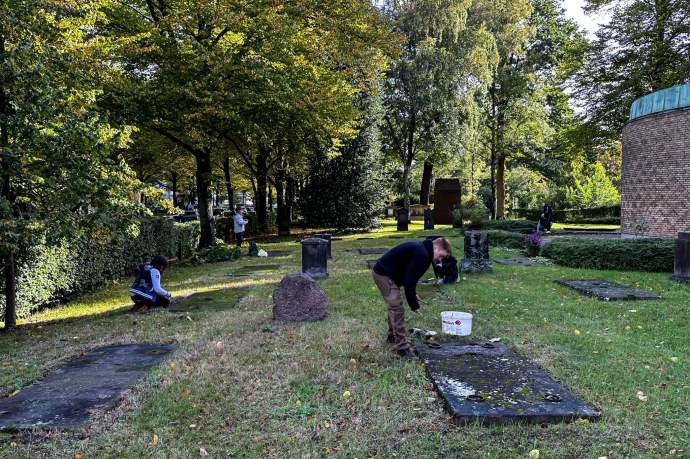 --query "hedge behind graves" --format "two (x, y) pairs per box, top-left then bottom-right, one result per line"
(487, 230), (525, 249)
(0, 218), (200, 320)
(480, 220), (537, 233)
(541, 238), (673, 272)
